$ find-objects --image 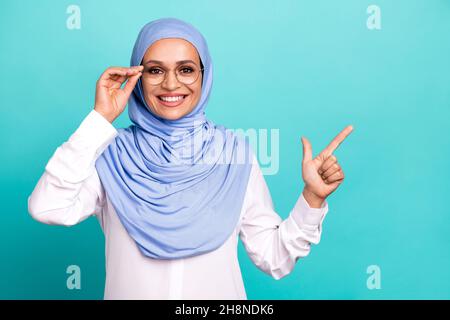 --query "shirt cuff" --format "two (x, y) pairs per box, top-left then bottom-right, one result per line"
(77, 109), (119, 156)
(290, 192), (328, 228)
